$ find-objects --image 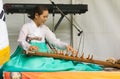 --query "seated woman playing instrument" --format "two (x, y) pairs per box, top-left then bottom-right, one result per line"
(1, 6), (102, 72)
